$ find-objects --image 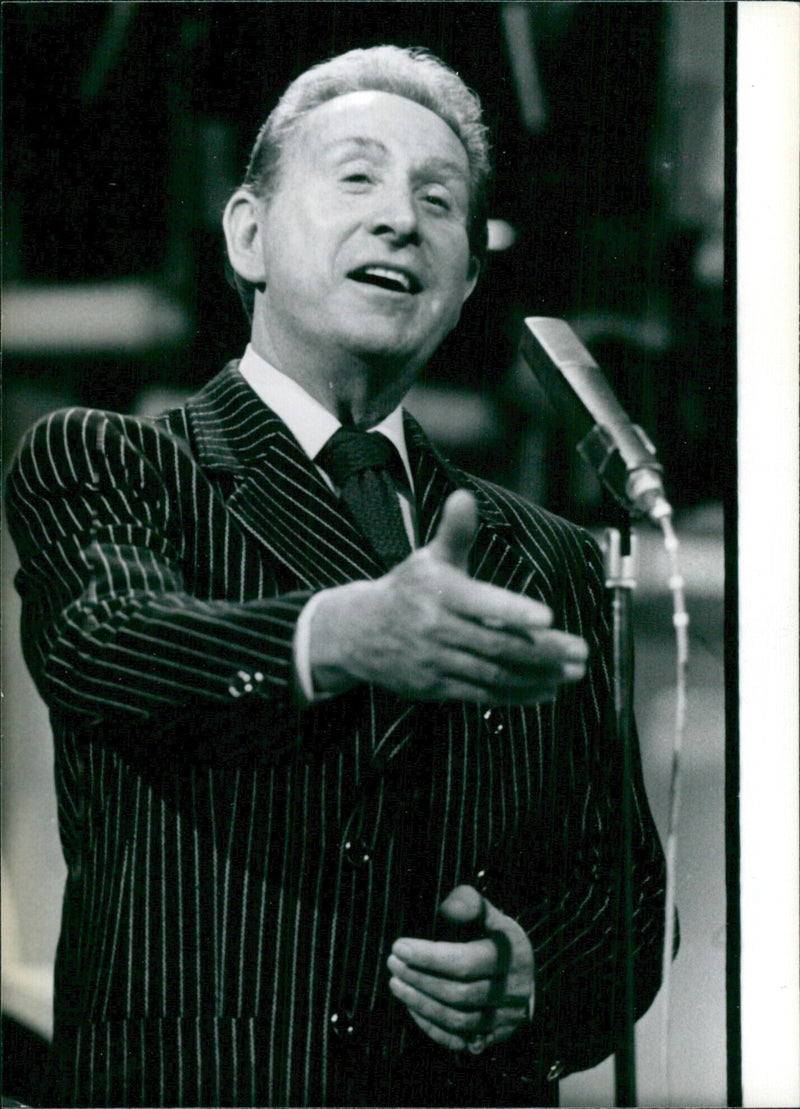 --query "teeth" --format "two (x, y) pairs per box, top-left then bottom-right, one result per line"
(362, 266), (412, 292)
